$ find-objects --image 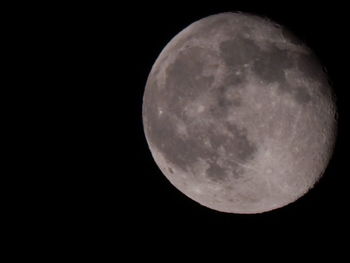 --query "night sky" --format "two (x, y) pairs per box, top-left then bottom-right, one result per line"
(47, 1), (350, 255)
